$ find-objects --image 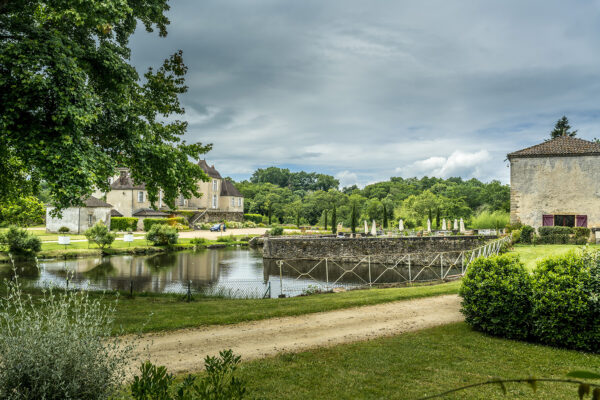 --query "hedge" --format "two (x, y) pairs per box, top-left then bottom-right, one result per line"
(460, 254), (532, 340)
(460, 249), (600, 352)
(110, 217), (138, 232)
(244, 214), (263, 224)
(143, 217), (185, 232)
(537, 226), (590, 244)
